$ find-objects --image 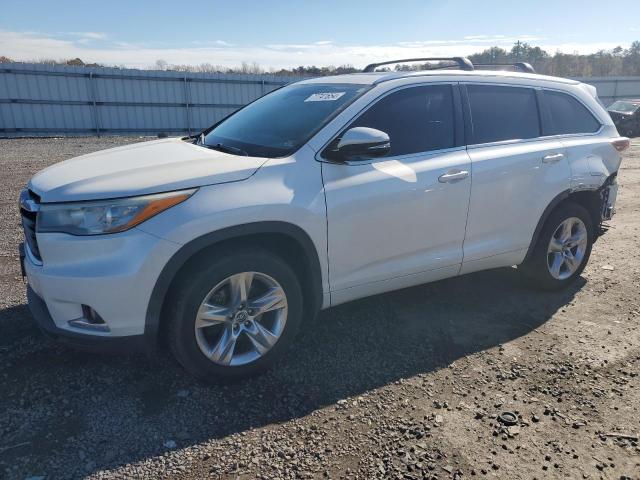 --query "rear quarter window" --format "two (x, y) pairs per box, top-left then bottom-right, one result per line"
(467, 85), (540, 145)
(543, 90), (601, 135)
